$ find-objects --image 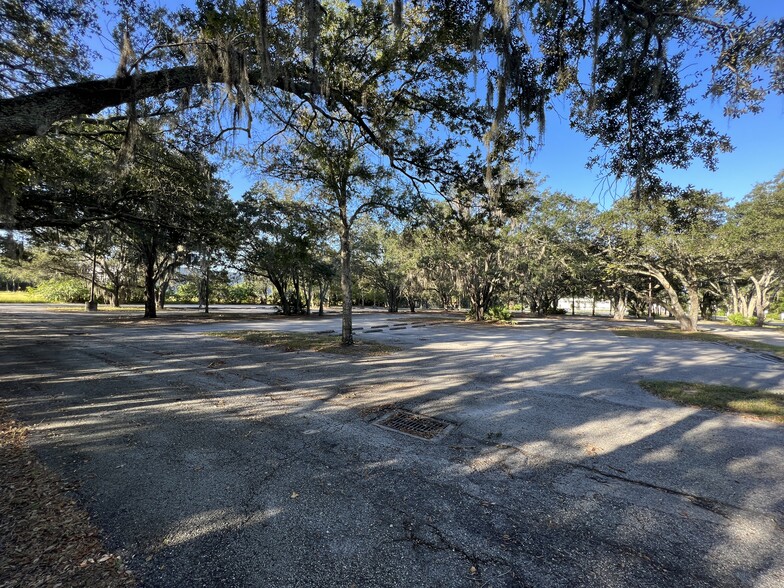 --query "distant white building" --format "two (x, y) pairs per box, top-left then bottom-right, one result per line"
(556, 297), (612, 315)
